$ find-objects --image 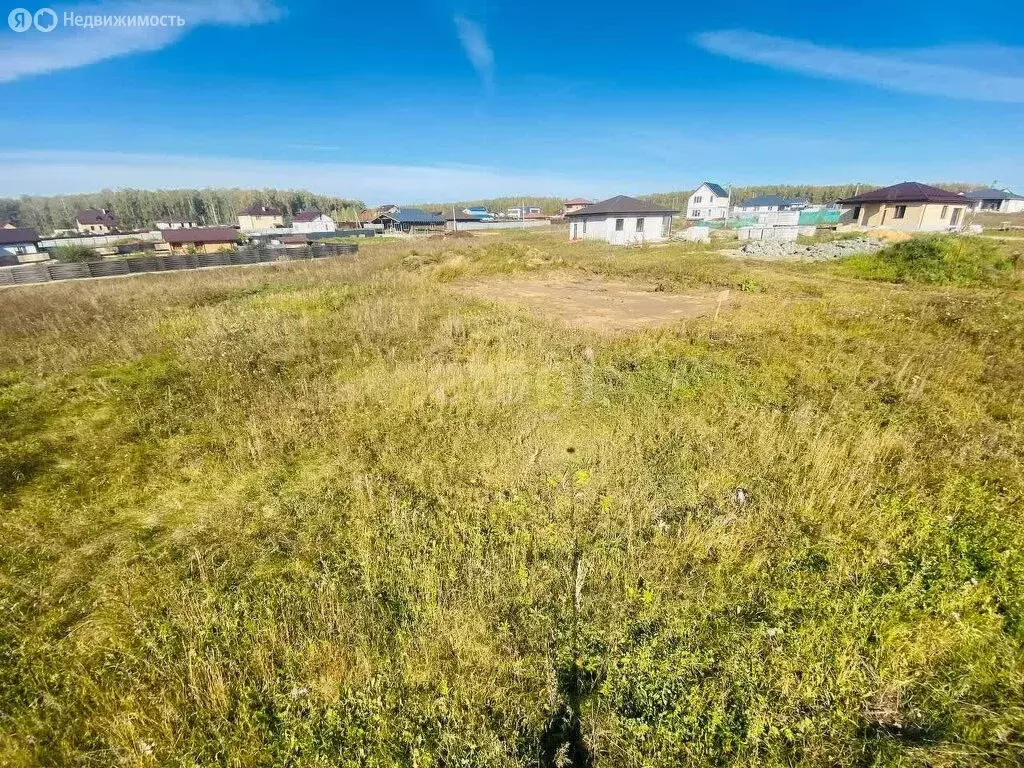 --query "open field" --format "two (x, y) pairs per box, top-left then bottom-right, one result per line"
(2, 231), (1024, 766)
(971, 211), (1024, 231)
